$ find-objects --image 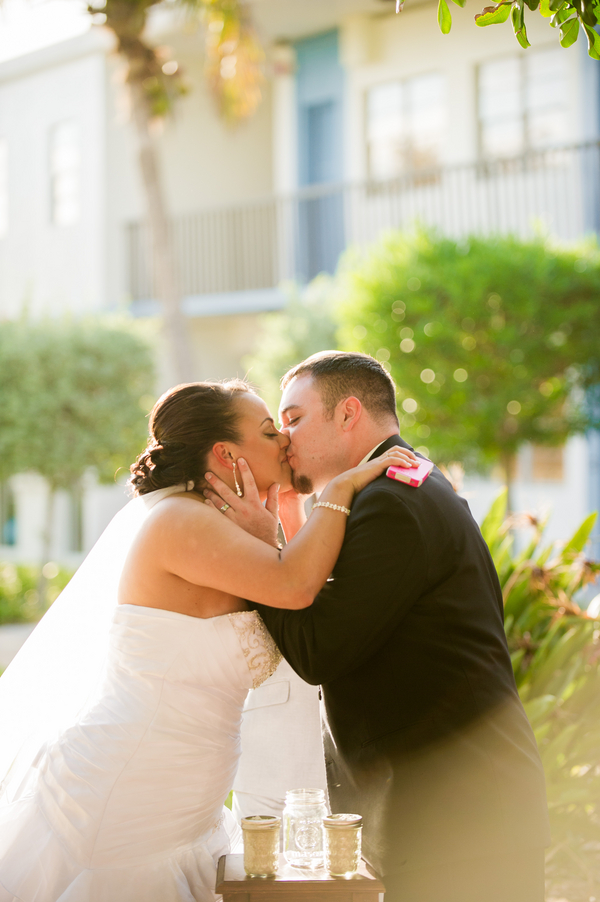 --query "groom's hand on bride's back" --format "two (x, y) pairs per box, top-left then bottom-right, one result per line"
(203, 458), (281, 548)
